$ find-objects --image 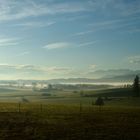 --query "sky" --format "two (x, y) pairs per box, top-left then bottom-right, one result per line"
(0, 0), (140, 80)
